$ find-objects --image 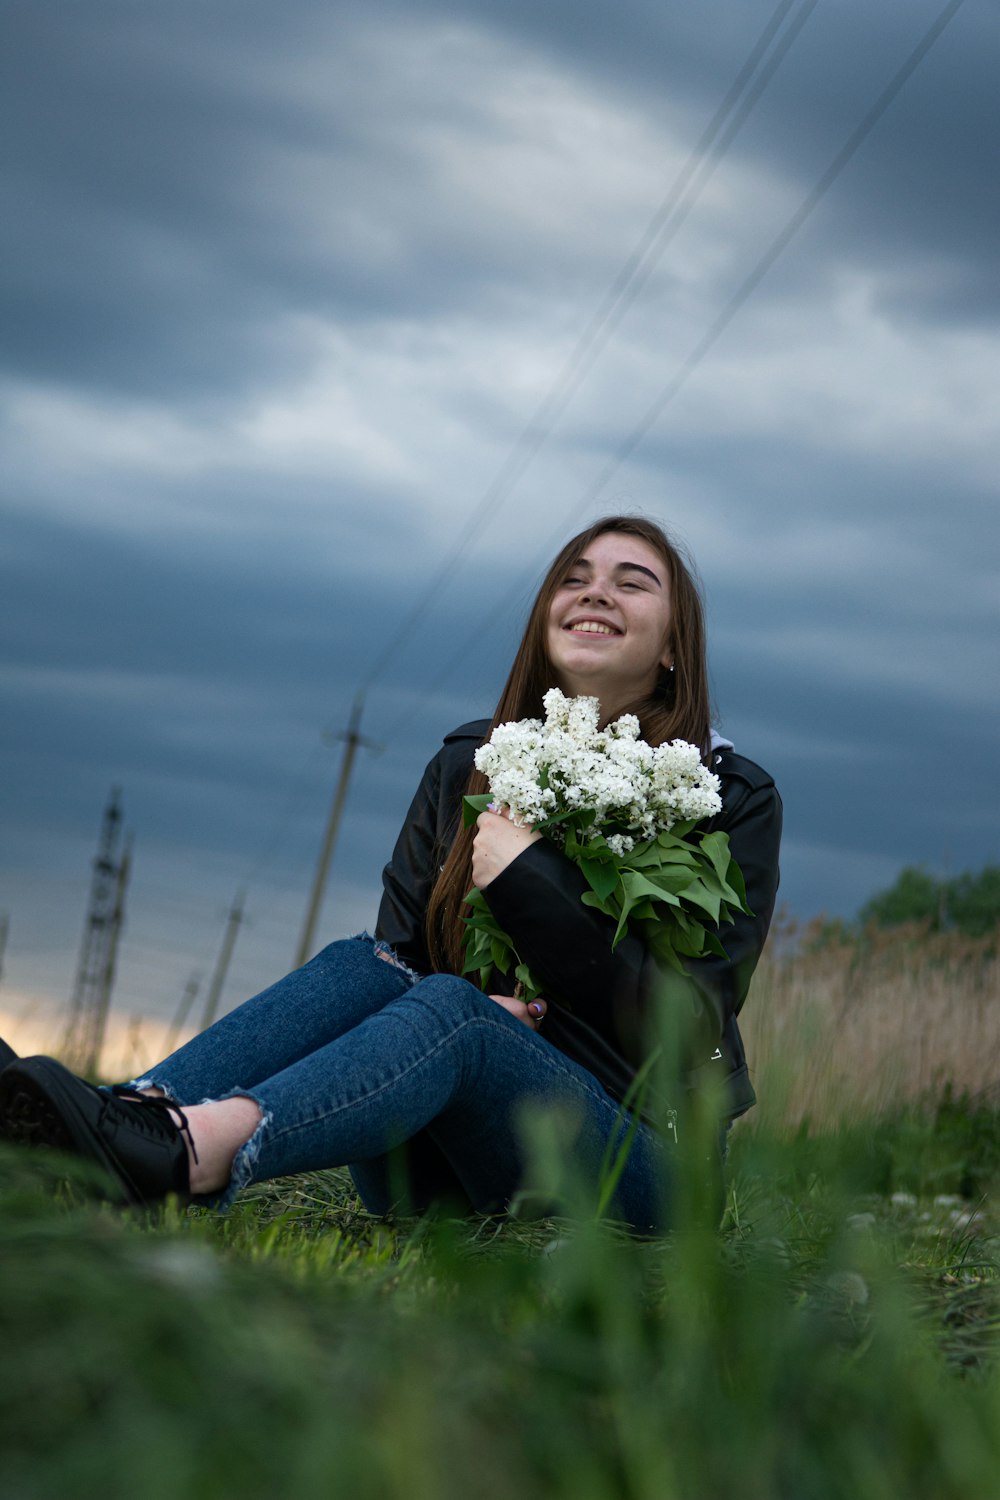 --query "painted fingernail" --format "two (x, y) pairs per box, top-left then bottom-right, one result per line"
(528, 1003), (543, 1016)
(486, 801), (500, 813)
